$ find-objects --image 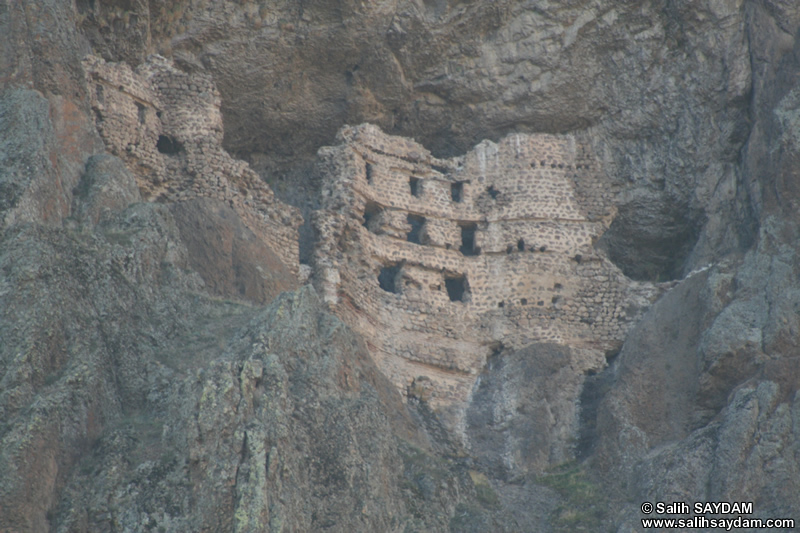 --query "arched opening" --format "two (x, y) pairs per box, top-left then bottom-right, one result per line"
(157, 135), (183, 155)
